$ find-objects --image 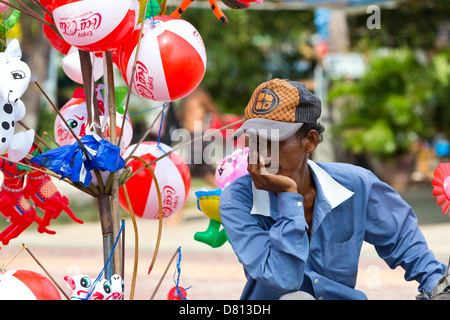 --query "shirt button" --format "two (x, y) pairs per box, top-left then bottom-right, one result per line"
(318, 297), (323, 300)
(314, 279), (319, 284)
(297, 202), (302, 207)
